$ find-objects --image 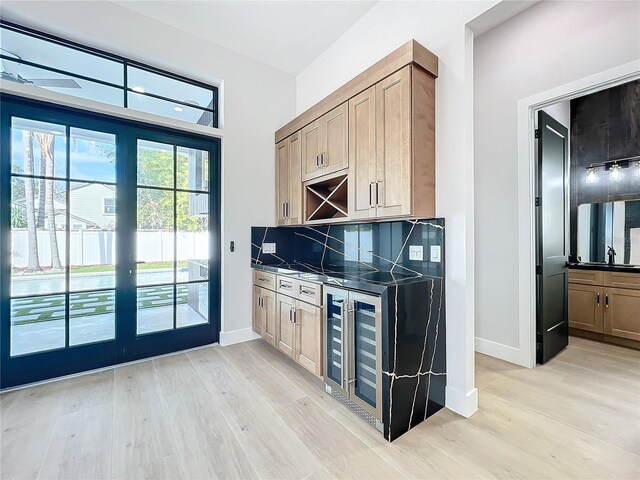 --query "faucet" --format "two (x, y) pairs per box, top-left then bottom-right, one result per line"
(607, 246), (616, 266)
